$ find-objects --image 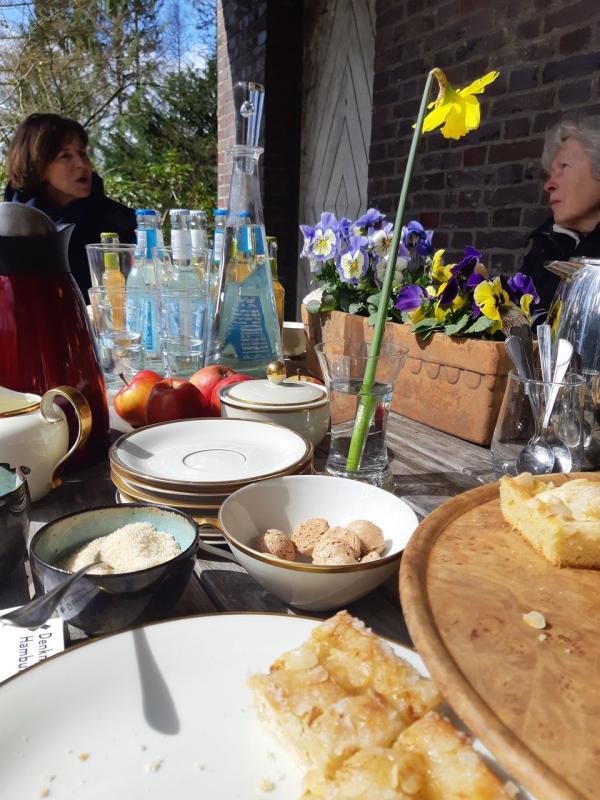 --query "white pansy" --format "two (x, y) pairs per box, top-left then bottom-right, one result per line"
(375, 254), (409, 284)
(311, 227), (336, 257)
(371, 229), (392, 258)
(340, 249), (365, 281)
